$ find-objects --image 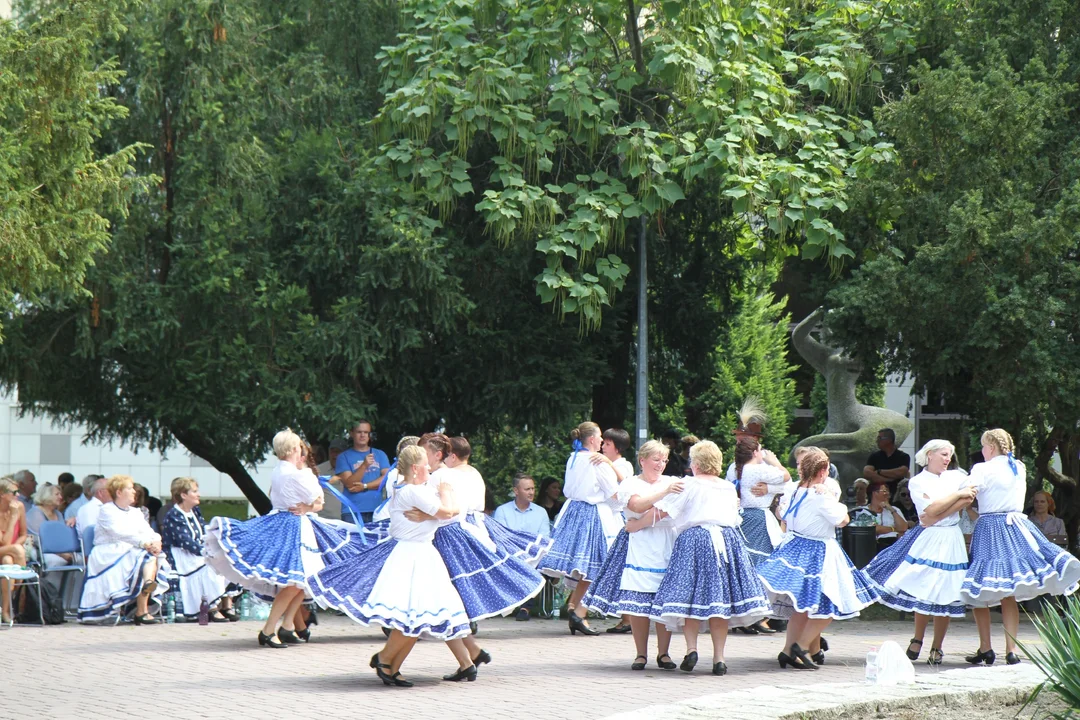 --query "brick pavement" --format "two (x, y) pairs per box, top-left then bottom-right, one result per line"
(4, 615), (1045, 720)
